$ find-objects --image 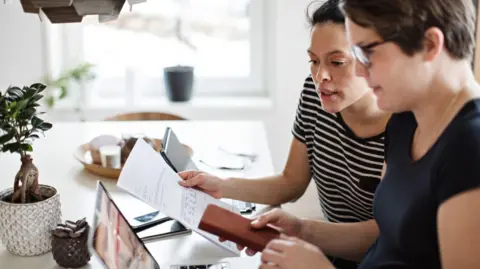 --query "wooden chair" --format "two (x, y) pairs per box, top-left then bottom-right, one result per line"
(104, 112), (186, 121)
